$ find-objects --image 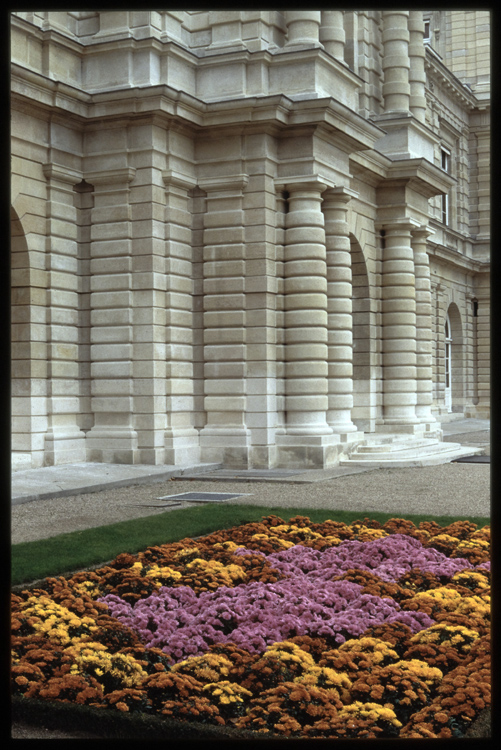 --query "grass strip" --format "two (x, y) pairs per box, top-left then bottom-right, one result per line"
(11, 503), (490, 586)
